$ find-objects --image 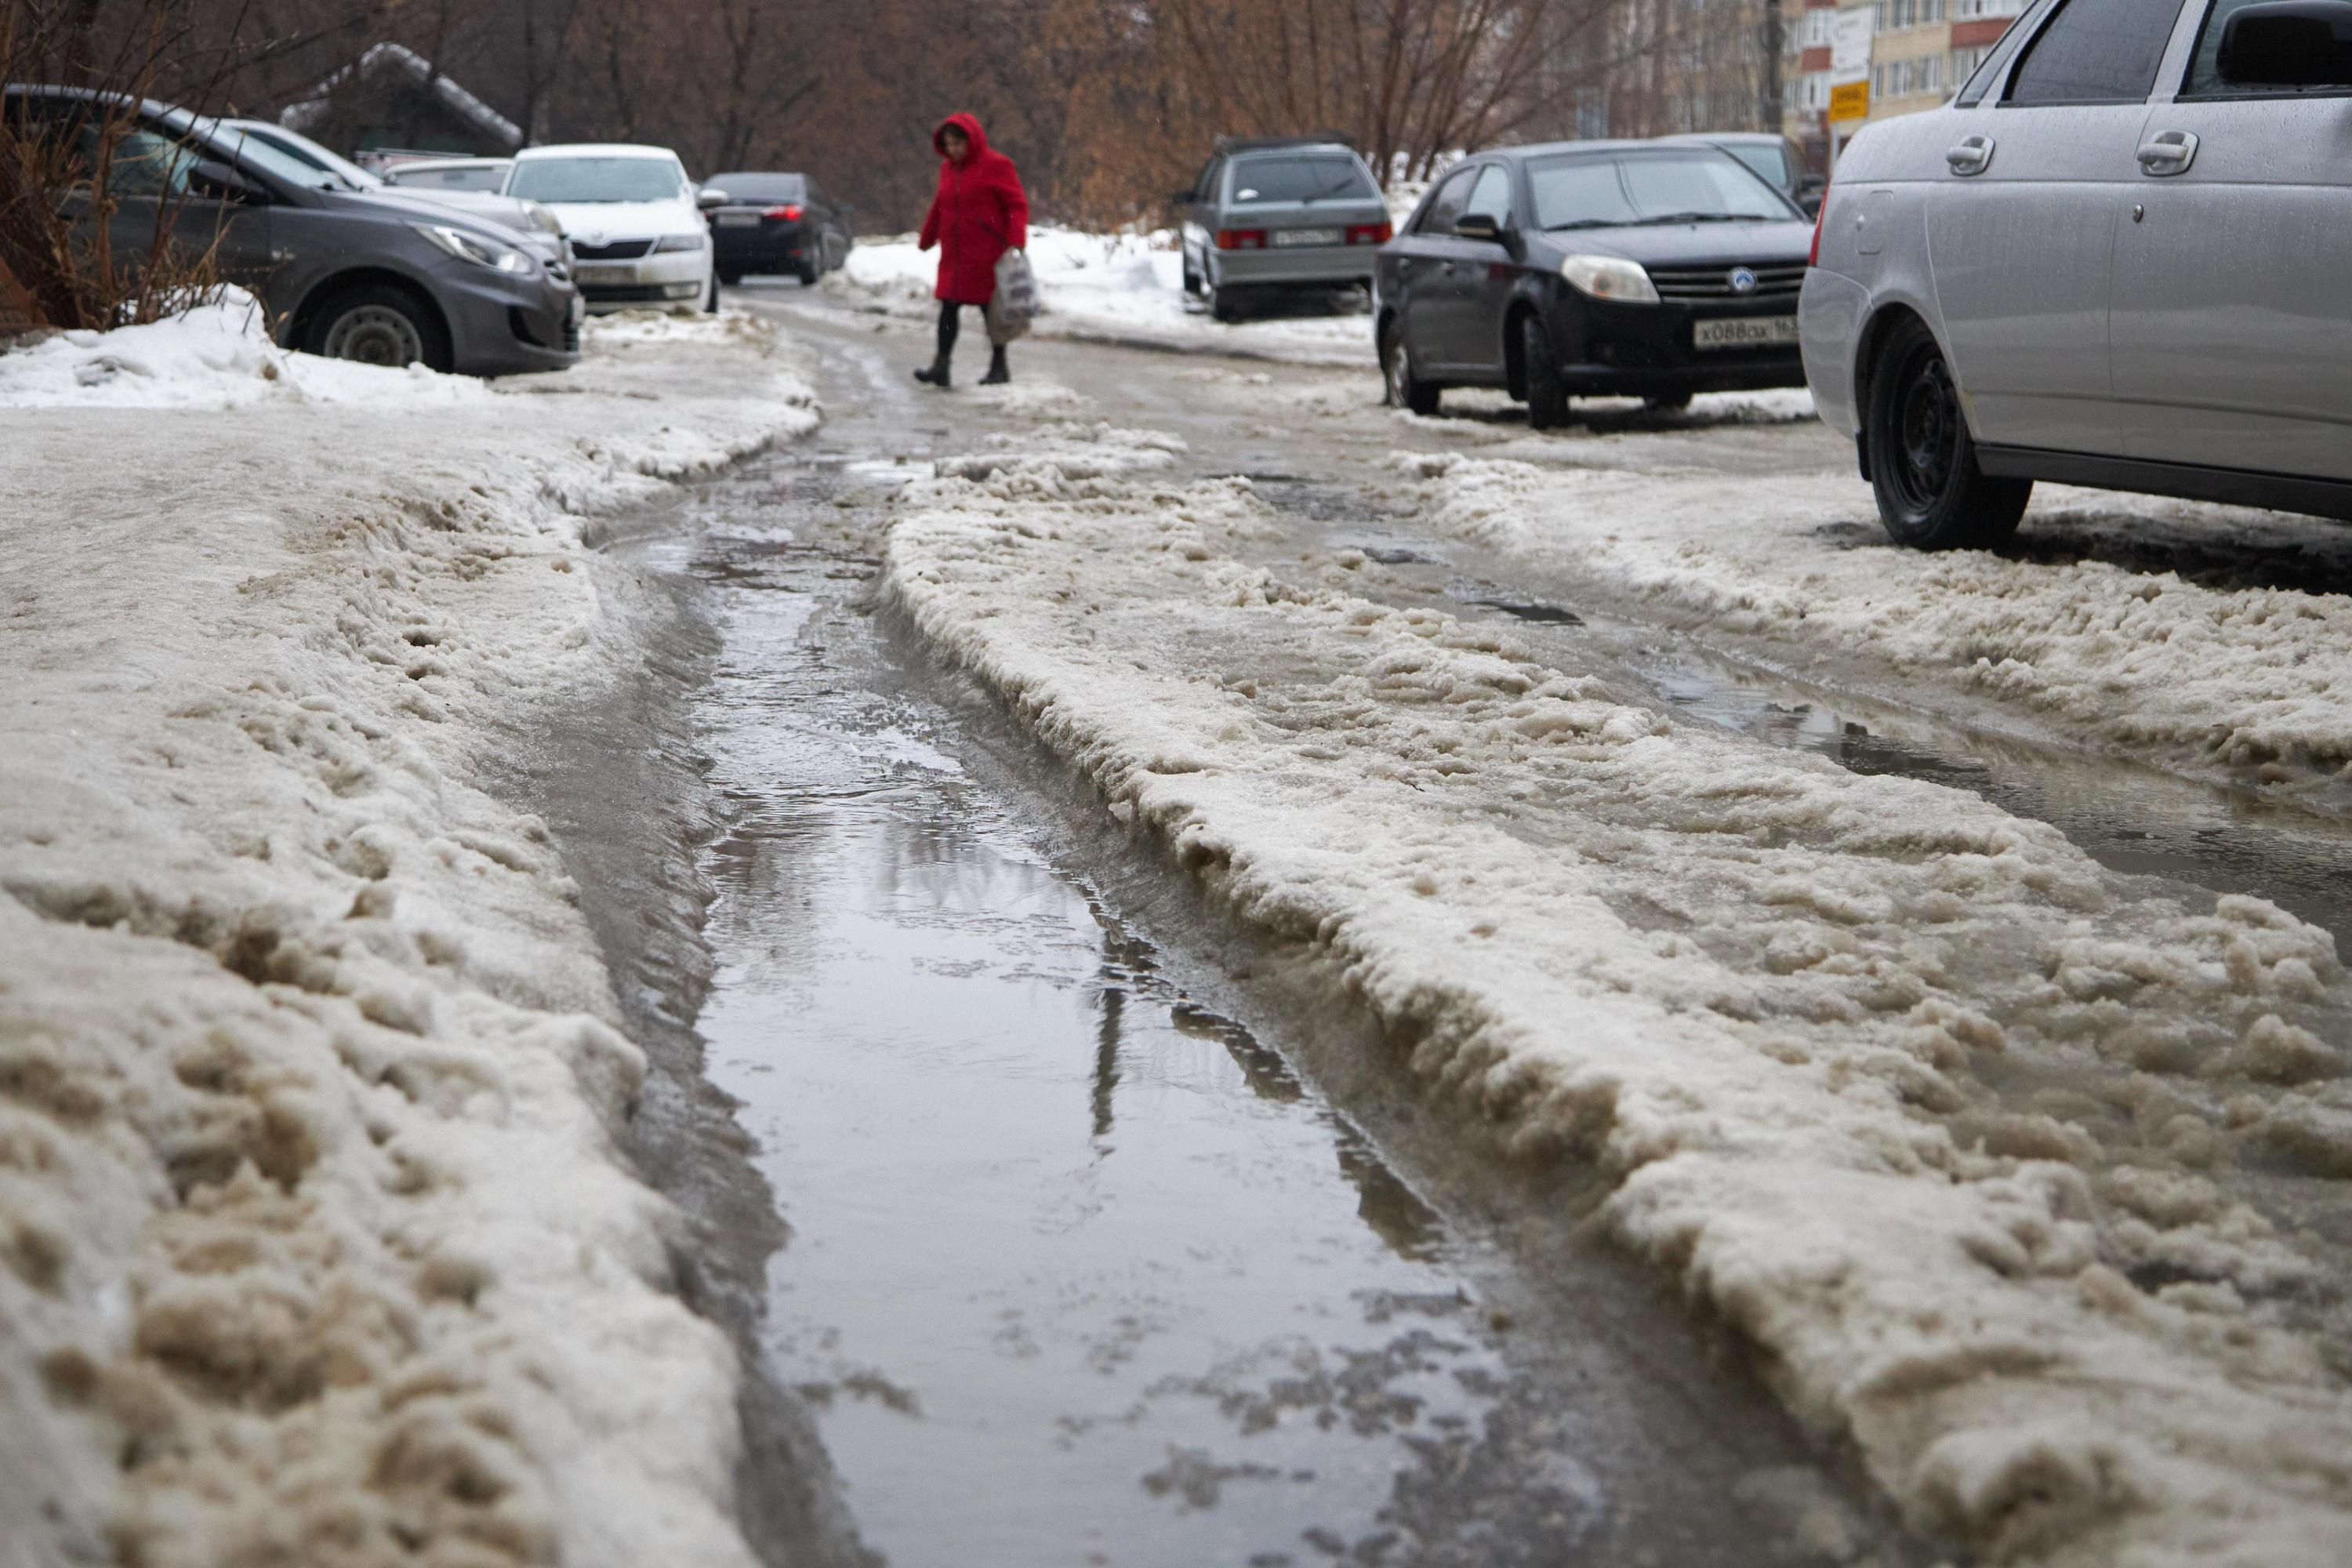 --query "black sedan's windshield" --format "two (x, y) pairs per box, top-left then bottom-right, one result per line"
(1529, 151), (1799, 231)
